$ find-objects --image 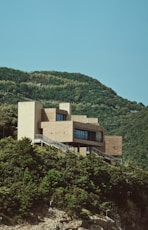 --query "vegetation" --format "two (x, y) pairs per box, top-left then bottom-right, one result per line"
(0, 137), (147, 228)
(0, 67), (147, 228)
(0, 104), (17, 139)
(0, 67), (147, 170)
